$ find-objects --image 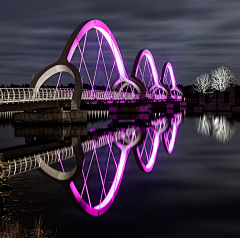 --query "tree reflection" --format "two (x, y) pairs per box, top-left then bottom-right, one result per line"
(194, 115), (236, 143)
(212, 117), (236, 143)
(195, 115), (211, 136)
